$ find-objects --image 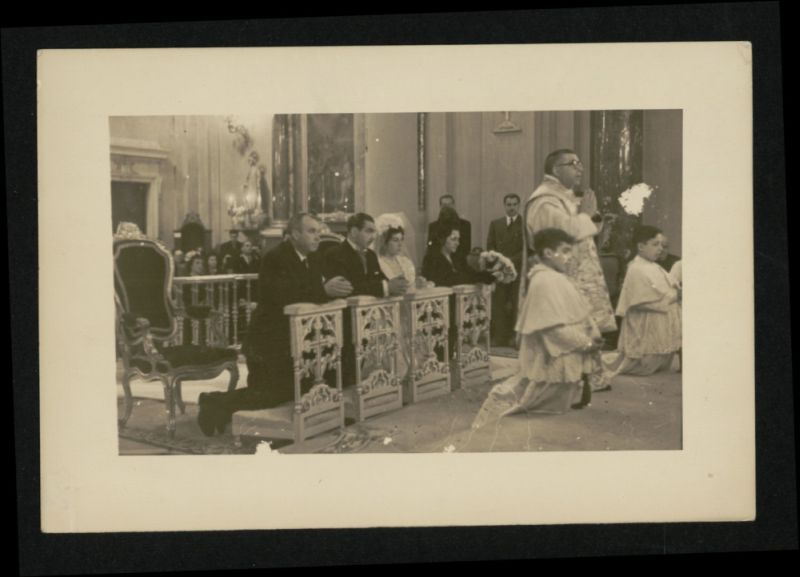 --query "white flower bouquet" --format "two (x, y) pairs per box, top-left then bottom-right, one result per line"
(478, 250), (517, 284)
(618, 183), (655, 216)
